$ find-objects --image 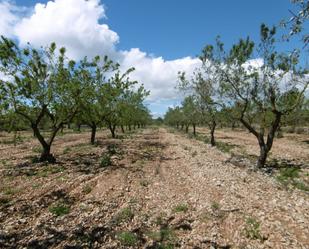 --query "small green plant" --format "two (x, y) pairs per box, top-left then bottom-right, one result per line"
(2, 187), (19, 196)
(32, 146), (42, 153)
(211, 202), (220, 211)
(276, 167), (308, 192)
(82, 184), (92, 194)
(244, 217), (262, 240)
(113, 207), (134, 224)
(173, 203), (188, 213)
(100, 154), (112, 167)
(293, 180), (309, 192)
(107, 144), (118, 155)
(49, 203), (70, 216)
(147, 227), (176, 248)
(117, 231), (138, 246)
(63, 147), (71, 154)
(216, 142), (236, 153)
